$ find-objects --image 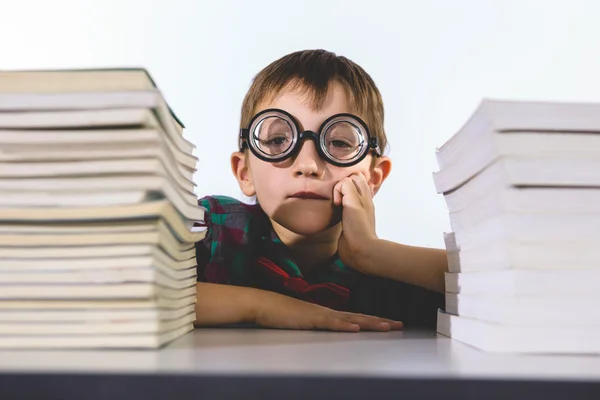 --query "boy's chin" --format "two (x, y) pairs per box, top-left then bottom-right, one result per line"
(270, 202), (342, 235)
